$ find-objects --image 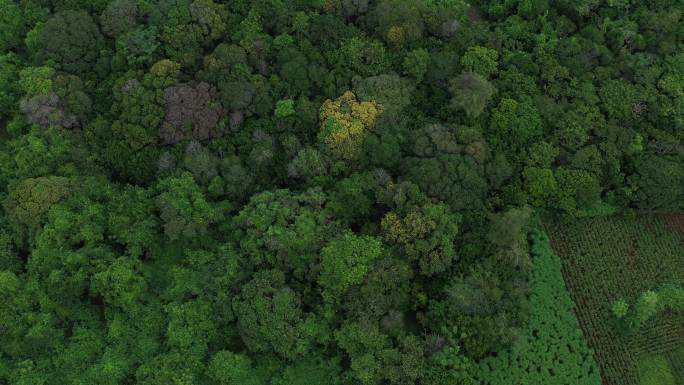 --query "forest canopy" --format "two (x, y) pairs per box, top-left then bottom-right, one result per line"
(0, 0), (683, 384)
